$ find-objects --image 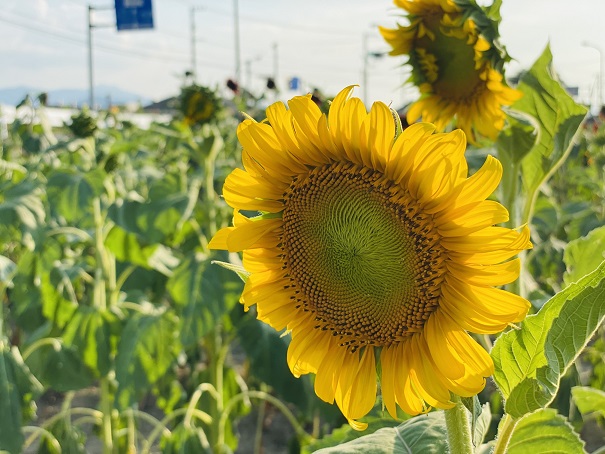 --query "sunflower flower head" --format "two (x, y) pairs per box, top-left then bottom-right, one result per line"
(379, 0), (521, 142)
(179, 84), (222, 127)
(210, 86), (531, 430)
